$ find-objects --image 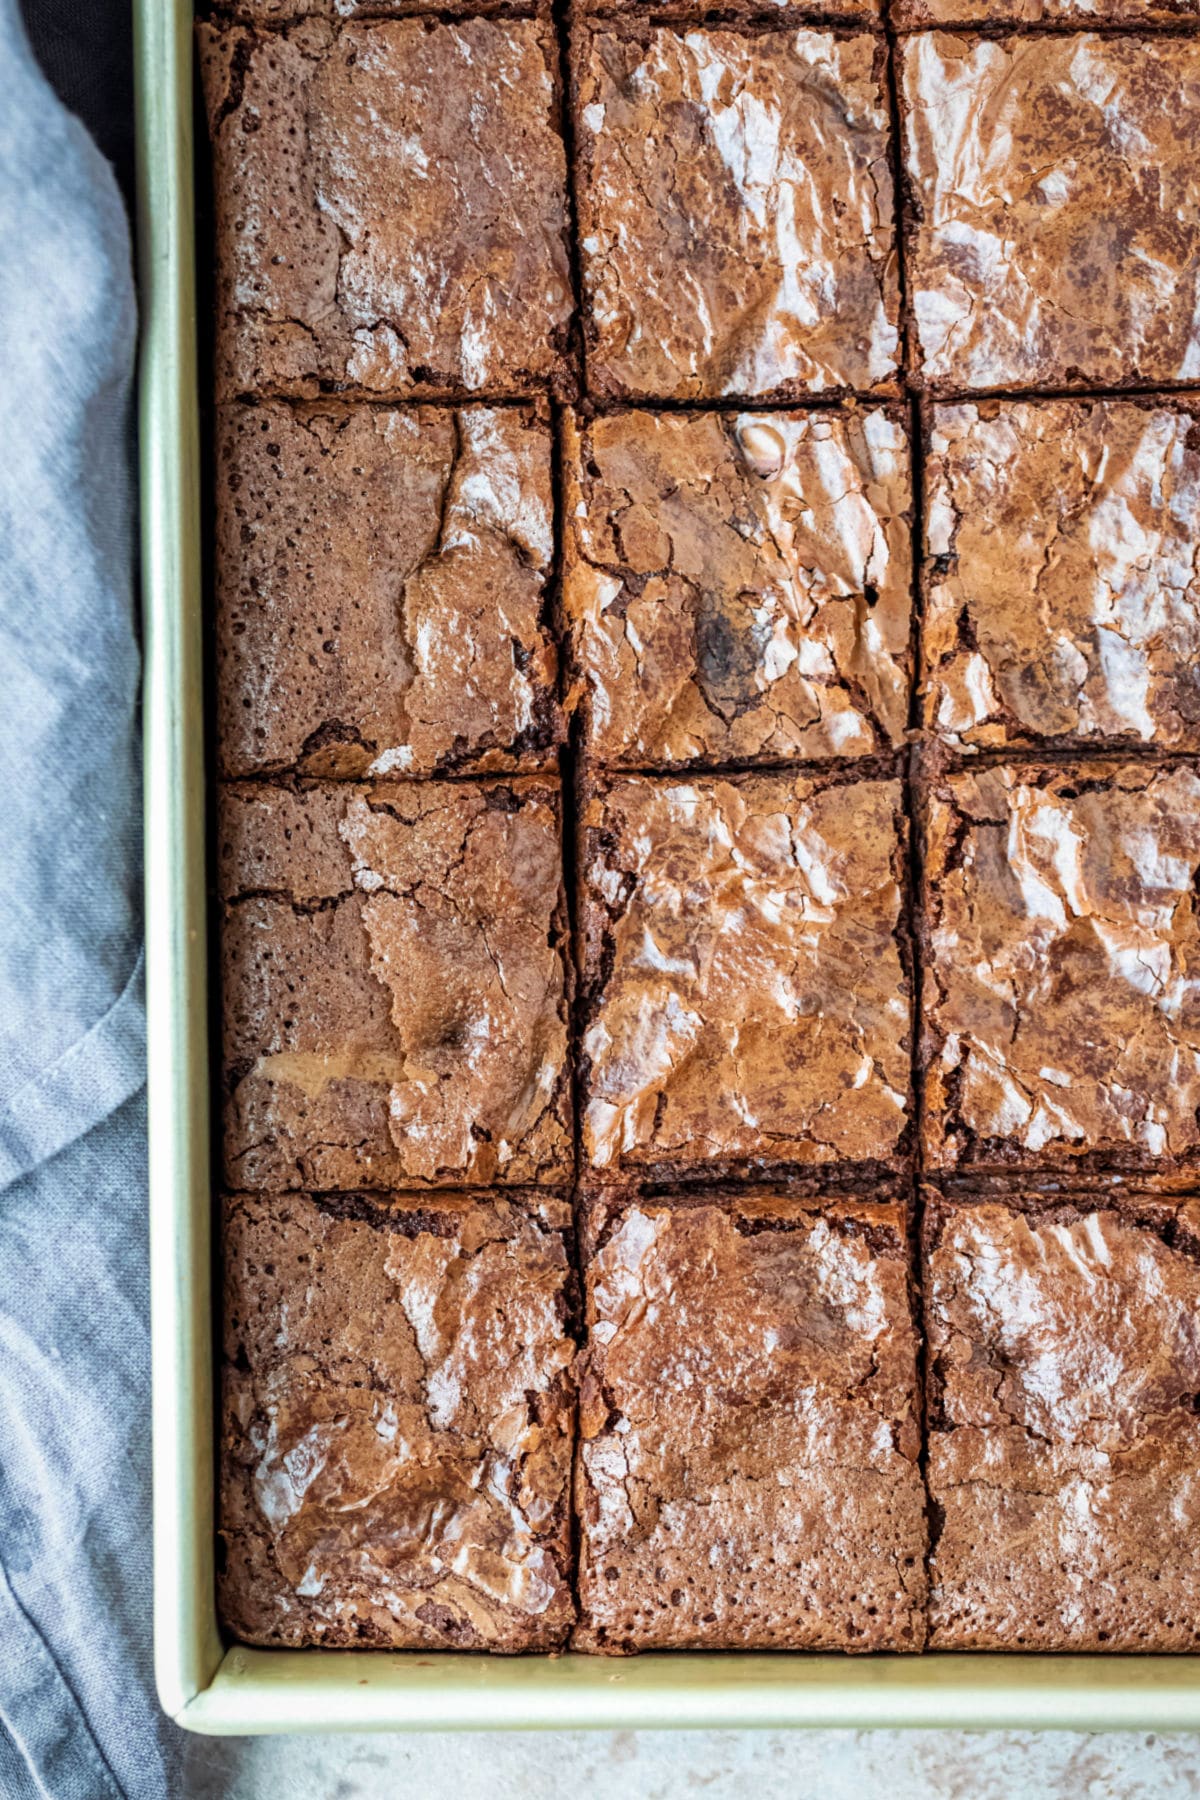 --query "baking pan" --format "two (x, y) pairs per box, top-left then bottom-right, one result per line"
(137, 0), (1200, 1732)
